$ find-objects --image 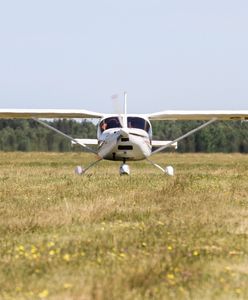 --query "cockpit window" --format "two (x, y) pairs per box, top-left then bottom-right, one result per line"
(127, 117), (150, 133)
(100, 117), (122, 132)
